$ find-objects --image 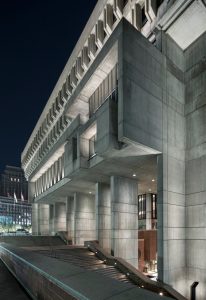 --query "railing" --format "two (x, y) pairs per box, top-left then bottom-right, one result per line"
(84, 241), (187, 300)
